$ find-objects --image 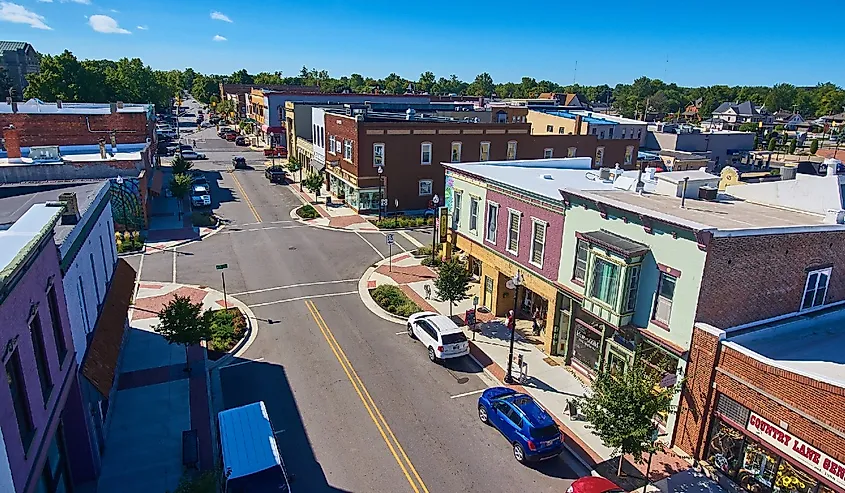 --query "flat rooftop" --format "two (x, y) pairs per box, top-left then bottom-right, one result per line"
(0, 182), (107, 246)
(725, 306), (845, 388)
(586, 189), (828, 230)
(0, 204), (62, 284)
(541, 110), (615, 125)
(0, 100), (150, 114)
